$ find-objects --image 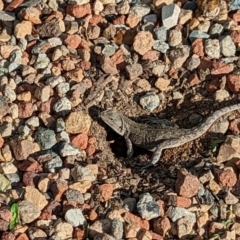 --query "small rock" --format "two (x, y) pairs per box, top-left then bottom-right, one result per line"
(22, 6), (41, 24)
(65, 208), (86, 227)
(209, 23), (224, 36)
(53, 97), (72, 116)
(153, 41), (169, 53)
(189, 30), (209, 42)
(89, 219), (112, 238)
(124, 212), (149, 230)
(53, 221), (73, 239)
(137, 193), (161, 220)
(168, 45), (190, 68)
(34, 53), (50, 69)
(123, 198), (136, 212)
(162, 4), (180, 29)
(34, 85), (51, 102)
(111, 218), (123, 239)
(99, 183), (114, 202)
(220, 35), (236, 57)
(168, 30), (182, 47)
(66, 111), (91, 134)
(155, 77), (170, 91)
(71, 133), (88, 150)
(64, 34), (81, 49)
(100, 56), (118, 75)
(60, 142), (82, 157)
(177, 216), (194, 238)
(65, 189), (84, 204)
(227, 74), (240, 93)
(133, 31), (154, 55)
(67, 3), (91, 18)
(24, 186), (48, 210)
(154, 26), (168, 42)
(44, 154), (62, 173)
(18, 200), (41, 224)
(218, 168), (237, 187)
(175, 169), (200, 198)
(233, 202), (240, 217)
(0, 11), (16, 21)
(34, 127), (57, 150)
(126, 63), (143, 79)
(153, 216), (171, 236)
(0, 162), (17, 174)
(205, 39), (220, 59)
(71, 165), (96, 182)
(139, 92), (160, 111)
(10, 139), (35, 161)
(179, 9), (192, 25)
(14, 21), (32, 39)
(166, 206), (196, 223)
(224, 191), (239, 205)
